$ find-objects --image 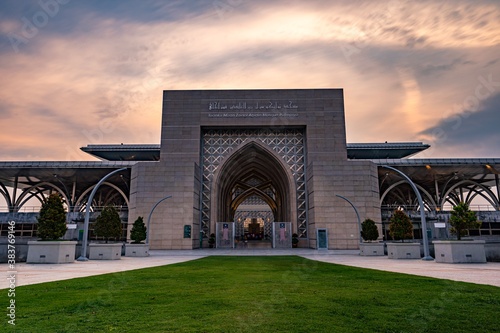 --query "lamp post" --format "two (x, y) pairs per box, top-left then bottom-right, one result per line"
(382, 165), (433, 260)
(146, 195), (172, 244)
(77, 167), (128, 261)
(336, 194), (362, 244)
